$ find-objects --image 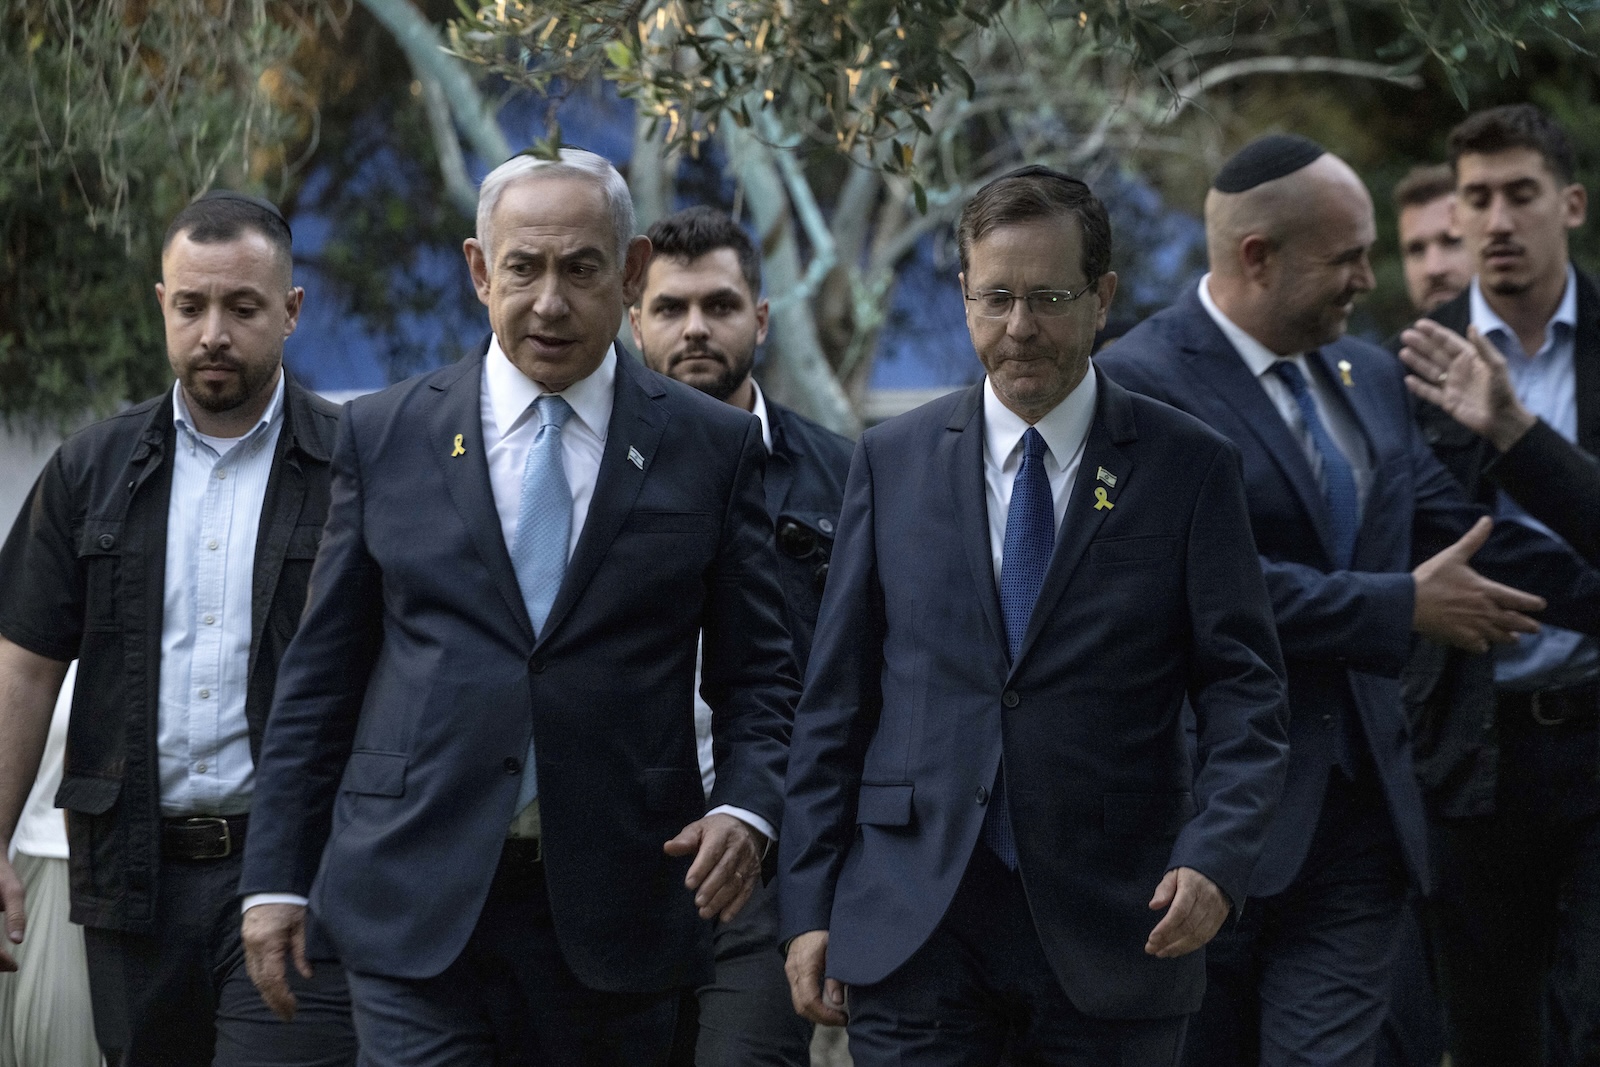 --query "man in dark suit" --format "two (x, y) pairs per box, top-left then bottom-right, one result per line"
(238, 151), (800, 1065)
(1098, 135), (1600, 1067)
(0, 193), (355, 1064)
(780, 166), (1292, 1066)
(1395, 103), (1600, 1067)
(630, 205), (852, 1067)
